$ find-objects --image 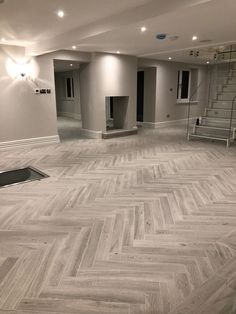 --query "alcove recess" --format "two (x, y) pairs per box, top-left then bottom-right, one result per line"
(103, 96), (137, 139)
